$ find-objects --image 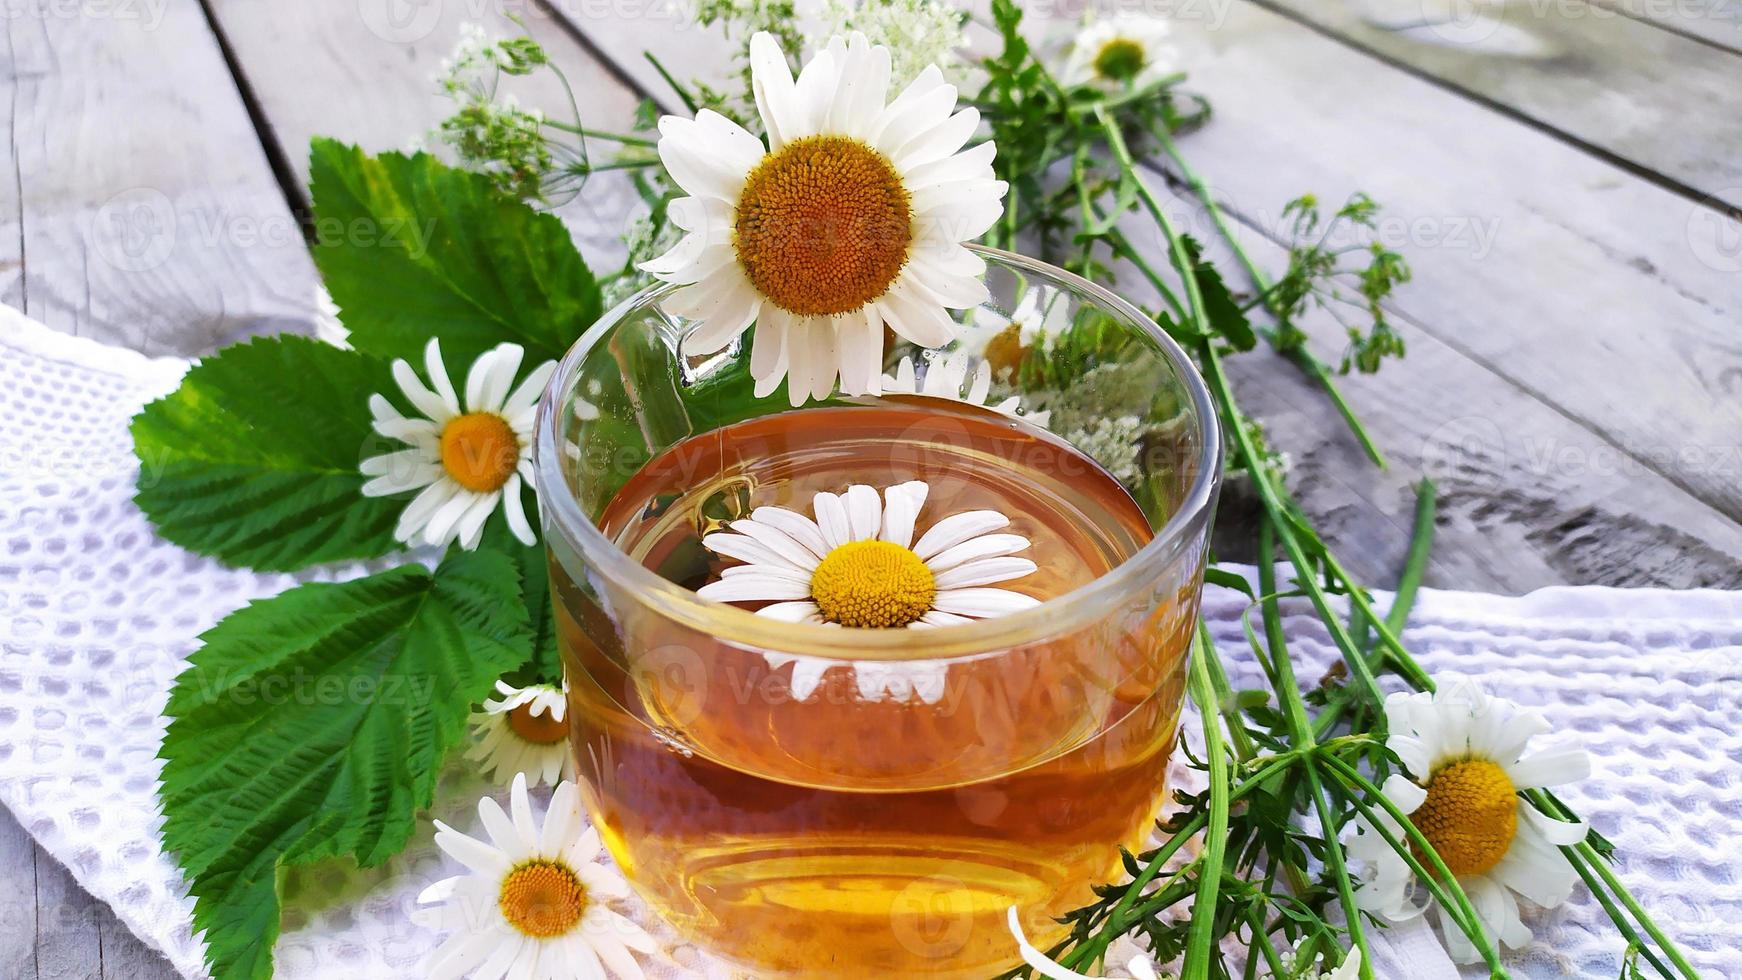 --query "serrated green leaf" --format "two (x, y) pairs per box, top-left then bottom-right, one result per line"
(479, 510), (561, 686)
(1176, 234), (1255, 352)
(158, 549), (529, 980)
(309, 138), (601, 367)
(131, 335), (403, 571)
